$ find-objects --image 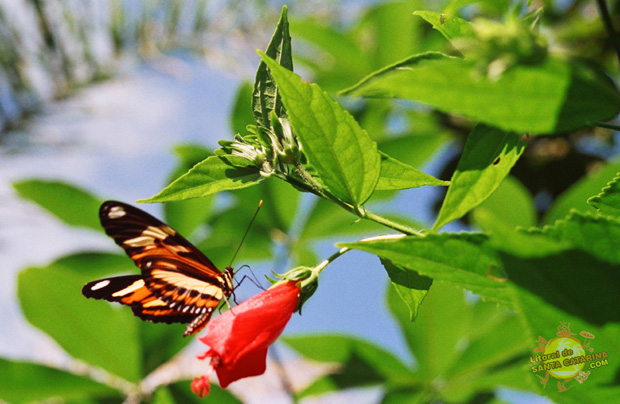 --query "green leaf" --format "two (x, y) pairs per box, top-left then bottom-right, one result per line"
(17, 254), (143, 382)
(290, 17), (370, 91)
(231, 81), (255, 135)
(339, 233), (513, 307)
(413, 11), (474, 45)
(139, 321), (191, 377)
(587, 172), (620, 217)
(259, 52), (381, 206)
(387, 281), (469, 380)
(501, 243), (620, 403)
(540, 210), (620, 265)
(434, 125), (525, 231)
(139, 155), (262, 203)
(282, 334), (412, 384)
(382, 259), (432, 322)
(163, 196), (214, 238)
(472, 208), (567, 259)
(473, 175), (536, 230)
(0, 359), (121, 404)
(252, 6), (293, 132)
(164, 144), (215, 236)
(376, 151), (448, 191)
(342, 53), (620, 134)
(13, 179), (103, 231)
(544, 159), (620, 224)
